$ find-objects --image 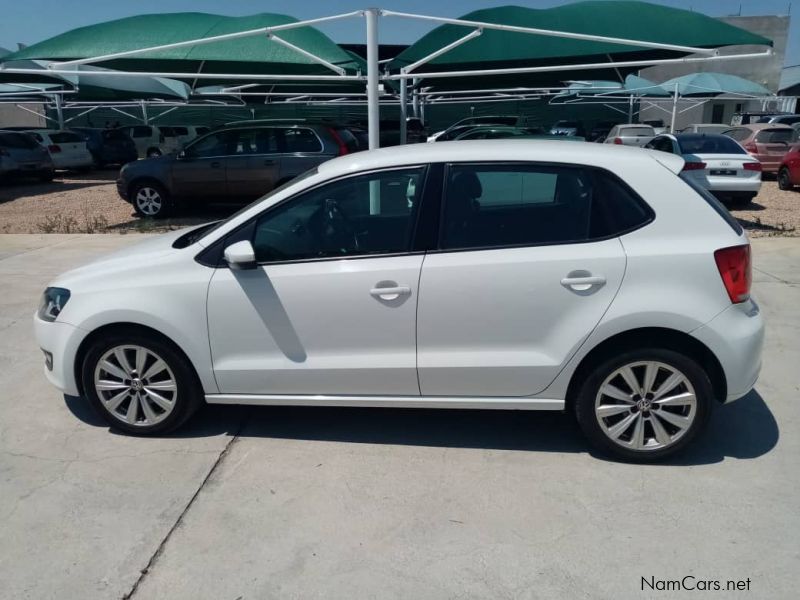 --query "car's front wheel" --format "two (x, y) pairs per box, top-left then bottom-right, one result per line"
(132, 181), (172, 218)
(778, 167), (794, 191)
(81, 330), (203, 435)
(574, 349), (712, 462)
